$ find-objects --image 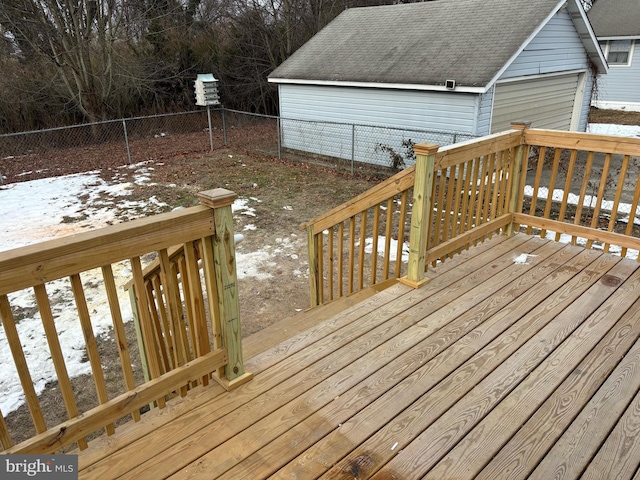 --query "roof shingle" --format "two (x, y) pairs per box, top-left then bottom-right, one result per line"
(587, 0), (640, 38)
(269, 0), (564, 87)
